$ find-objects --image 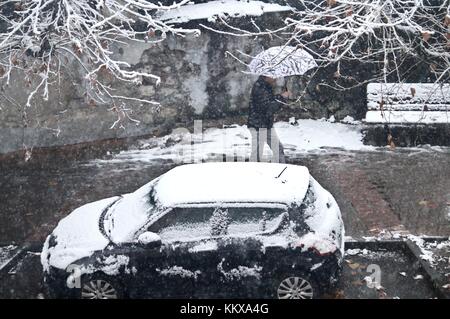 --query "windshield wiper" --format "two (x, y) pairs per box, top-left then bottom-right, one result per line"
(98, 196), (122, 242)
(275, 166), (287, 179)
